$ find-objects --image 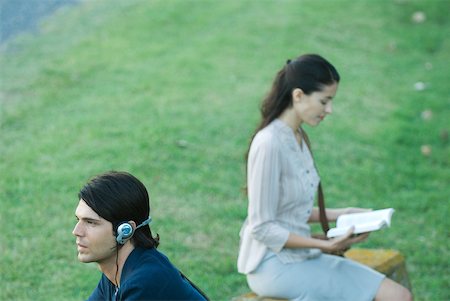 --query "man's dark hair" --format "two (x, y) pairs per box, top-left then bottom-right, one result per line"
(78, 171), (159, 248)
